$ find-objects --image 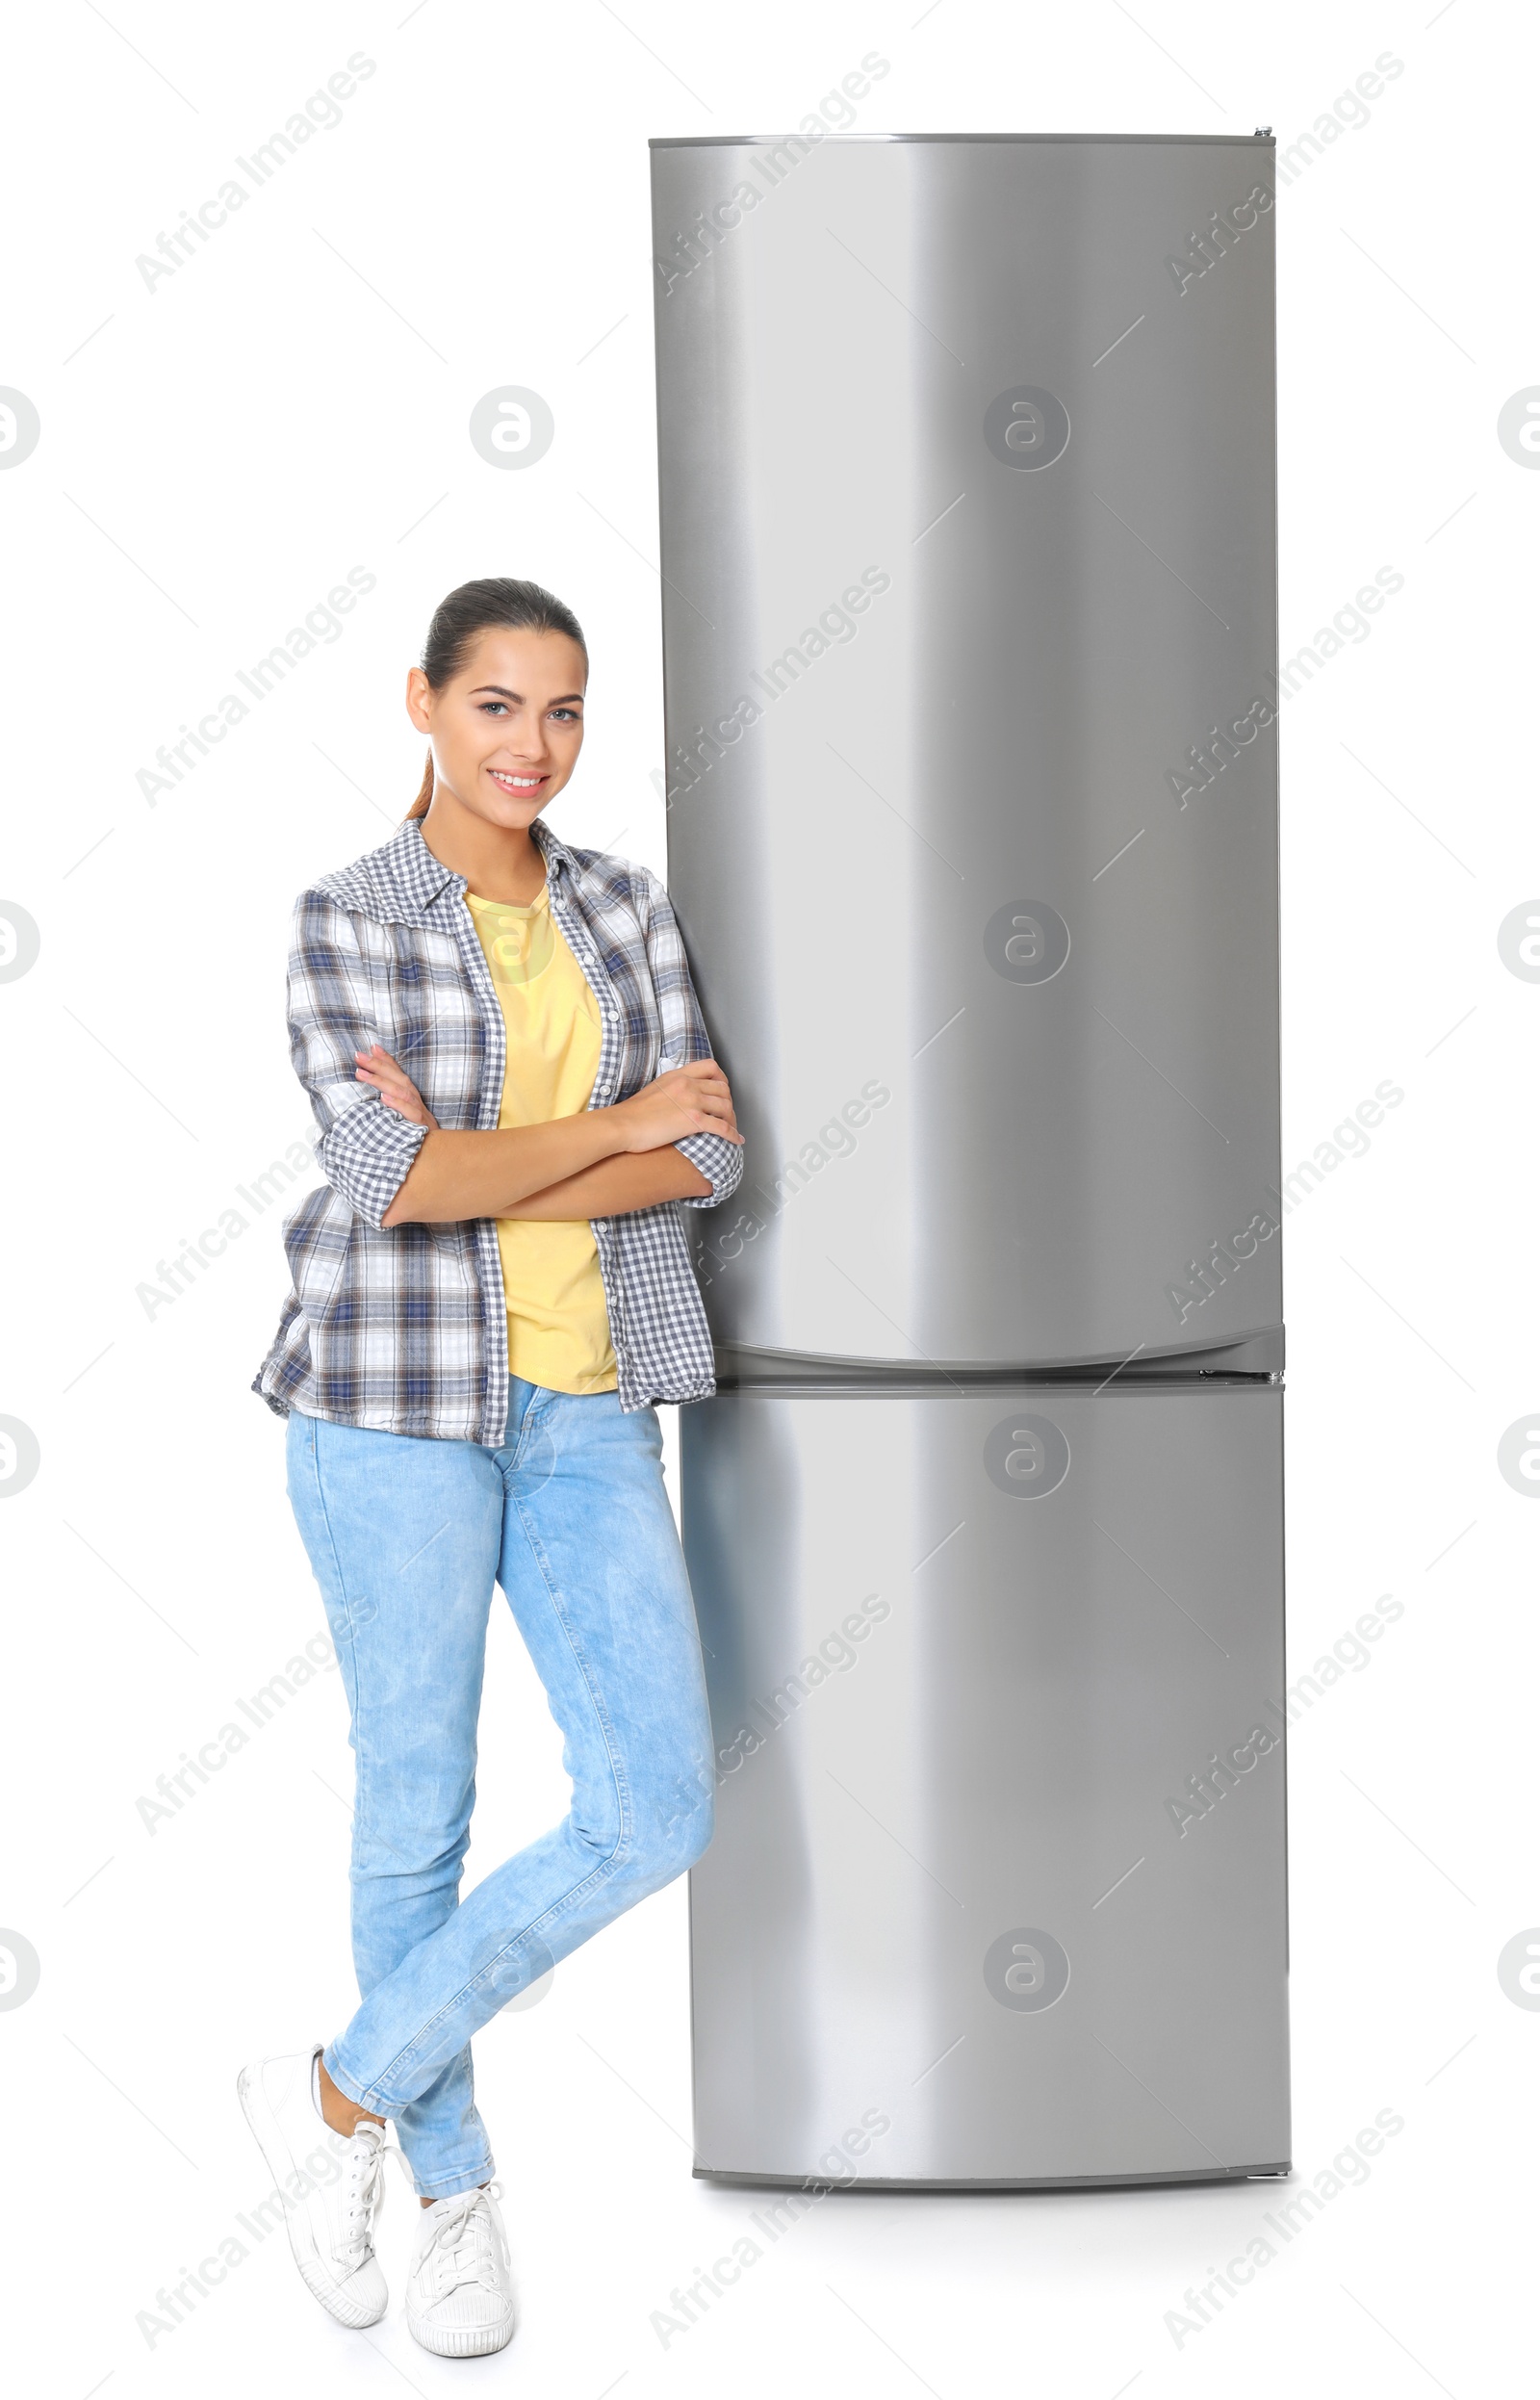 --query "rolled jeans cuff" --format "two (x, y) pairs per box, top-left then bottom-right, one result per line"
(321, 2043), (496, 2199)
